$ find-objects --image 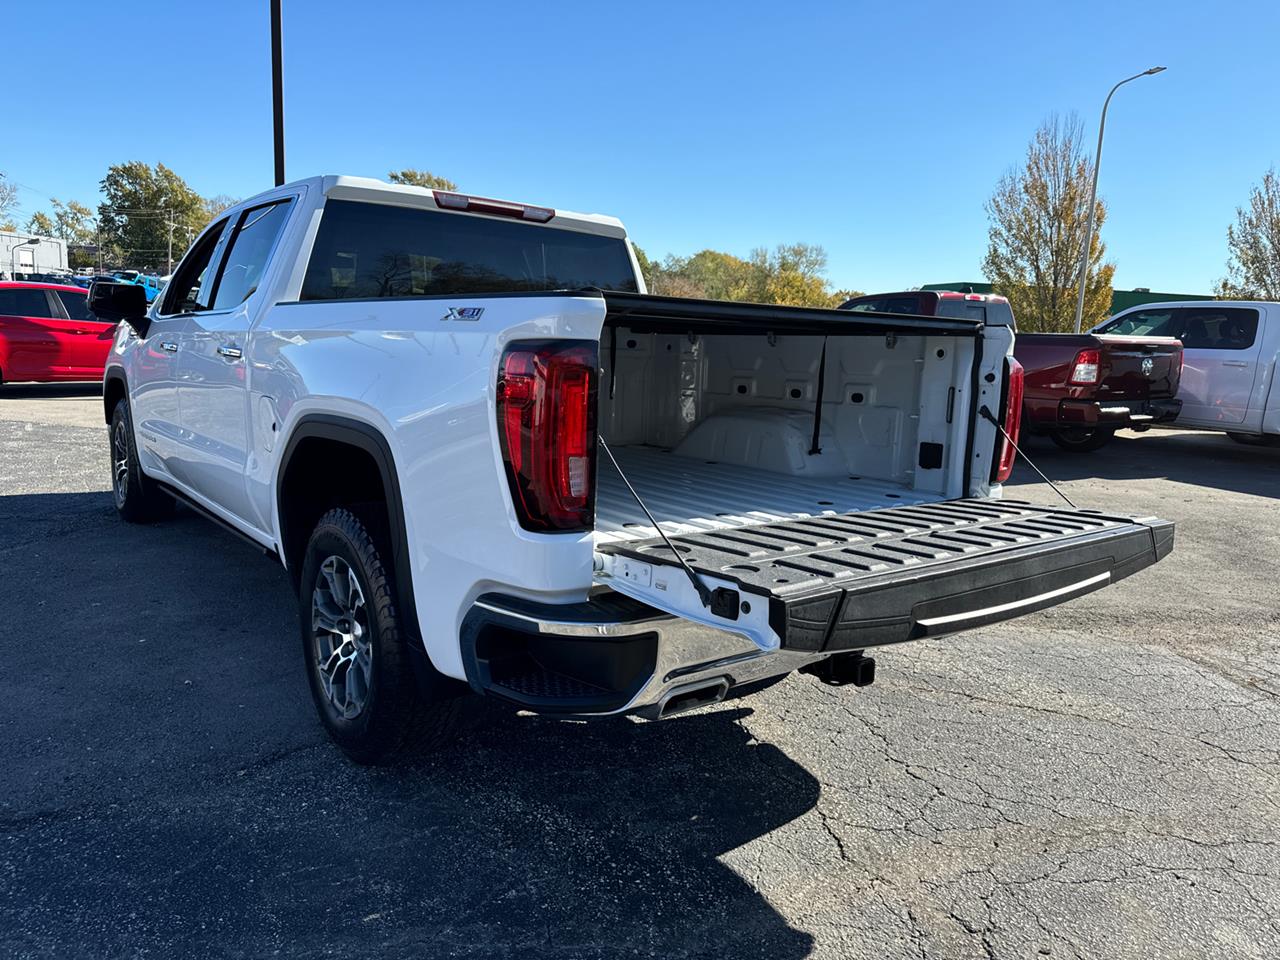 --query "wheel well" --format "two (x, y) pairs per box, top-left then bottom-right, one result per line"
(104, 376), (127, 424)
(277, 436), (390, 589)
